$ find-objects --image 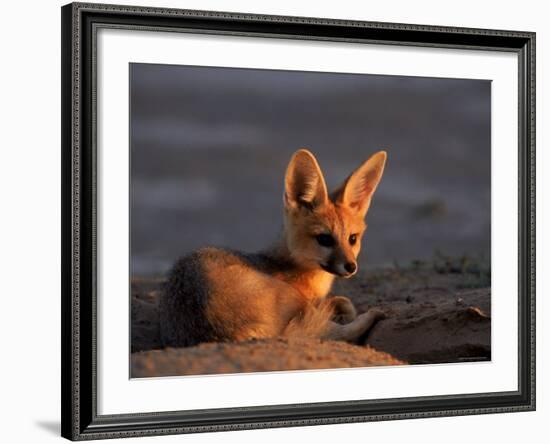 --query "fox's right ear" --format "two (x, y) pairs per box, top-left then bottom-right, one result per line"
(284, 149), (329, 211)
